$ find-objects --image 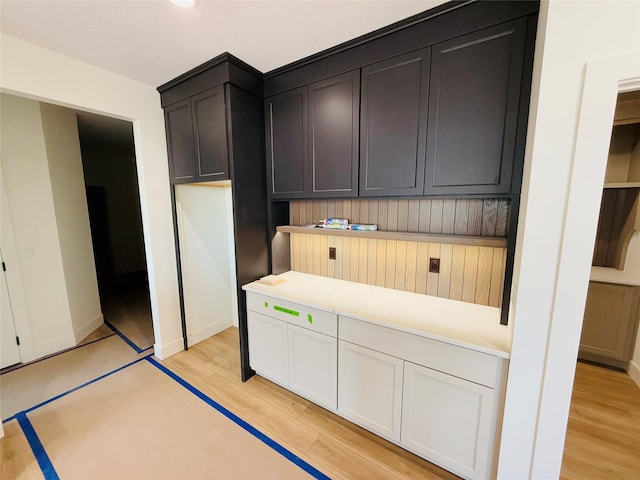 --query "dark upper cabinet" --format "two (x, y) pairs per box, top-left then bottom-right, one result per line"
(165, 99), (197, 183)
(359, 49), (430, 197)
(192, 86), (228, 181)
(266, 87), (308, 198)
(267, 71), (360, 199)
(424, 19), (526, 195)
(308, 71), (360, 198)
(164, 85), (229, 184)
